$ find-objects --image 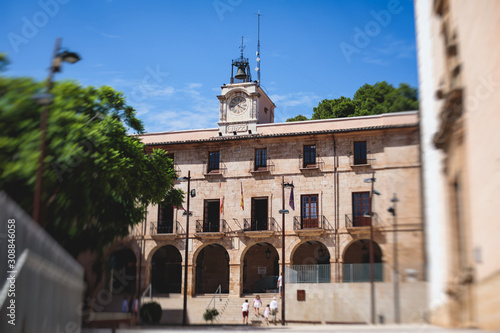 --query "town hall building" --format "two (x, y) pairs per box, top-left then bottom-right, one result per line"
(106, 48), (426, 324)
